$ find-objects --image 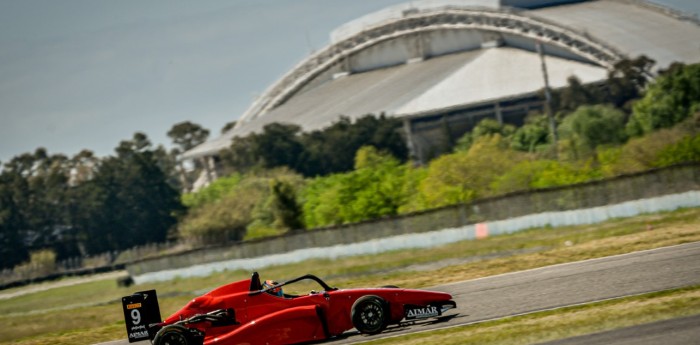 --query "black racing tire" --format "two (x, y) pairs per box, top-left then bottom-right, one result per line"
(380, 285), (399, 289)
(153, 325), (191, 345)
(351, 295), (389, 335)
